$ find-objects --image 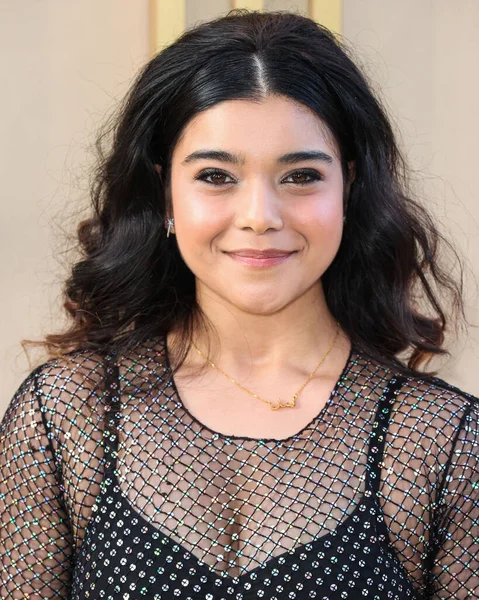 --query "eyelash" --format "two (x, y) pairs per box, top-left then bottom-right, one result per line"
(194, 168), (323, 187)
